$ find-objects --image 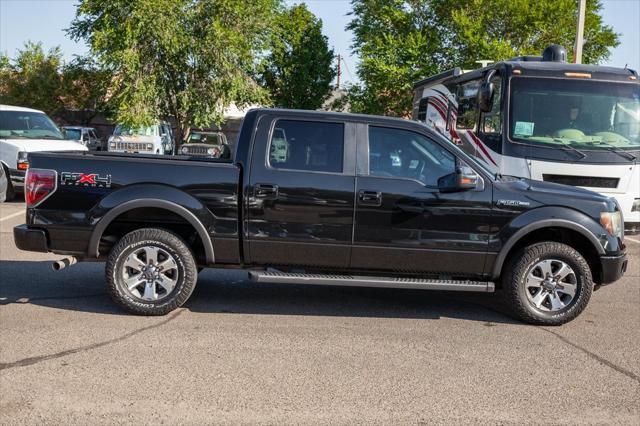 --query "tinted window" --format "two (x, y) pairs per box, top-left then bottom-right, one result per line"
(269, 120), (344, 173)
(369, 126), (455, 187)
